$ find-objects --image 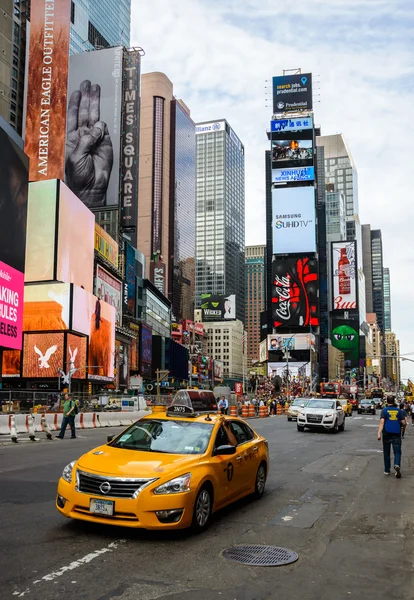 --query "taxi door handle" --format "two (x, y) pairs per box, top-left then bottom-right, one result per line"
(236, 456), (242, 462)
(253, 446), (258, 452)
